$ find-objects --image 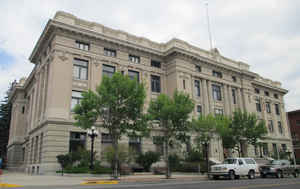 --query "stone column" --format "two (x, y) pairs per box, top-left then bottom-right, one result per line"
(207, 80), (213, 114)
(223, 84), (230, 115)
(228, 86), (233, 114)
(202, 79), (209, 115)
(237, 88), (243, 111)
